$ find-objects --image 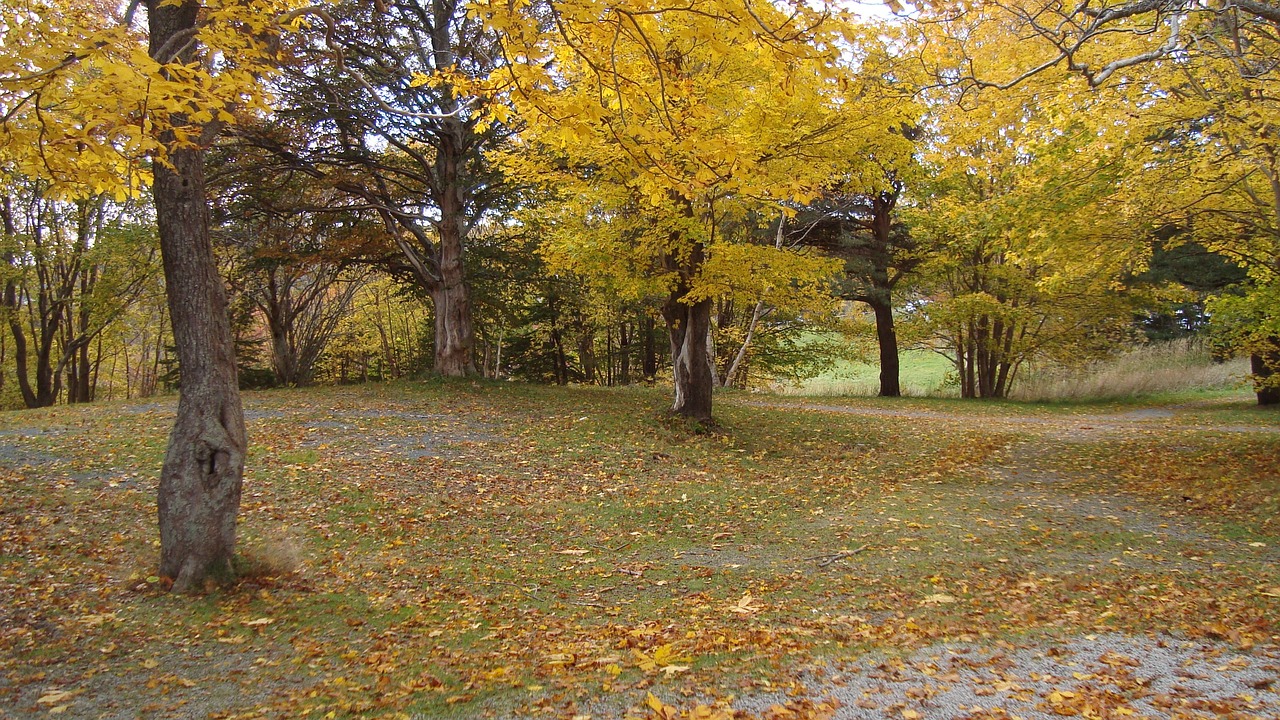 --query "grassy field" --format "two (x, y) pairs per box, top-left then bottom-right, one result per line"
(790, 340), (1252, 402)
(786, 350), (953, 397)
(1, 382), (1278, 718)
